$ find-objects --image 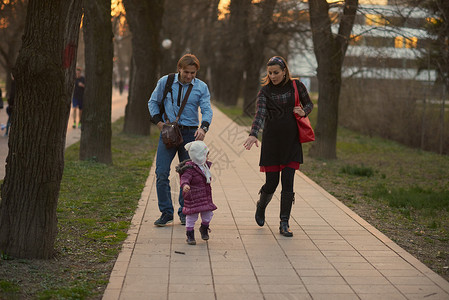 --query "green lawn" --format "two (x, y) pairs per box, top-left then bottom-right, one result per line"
(0, 118), (160, 299)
